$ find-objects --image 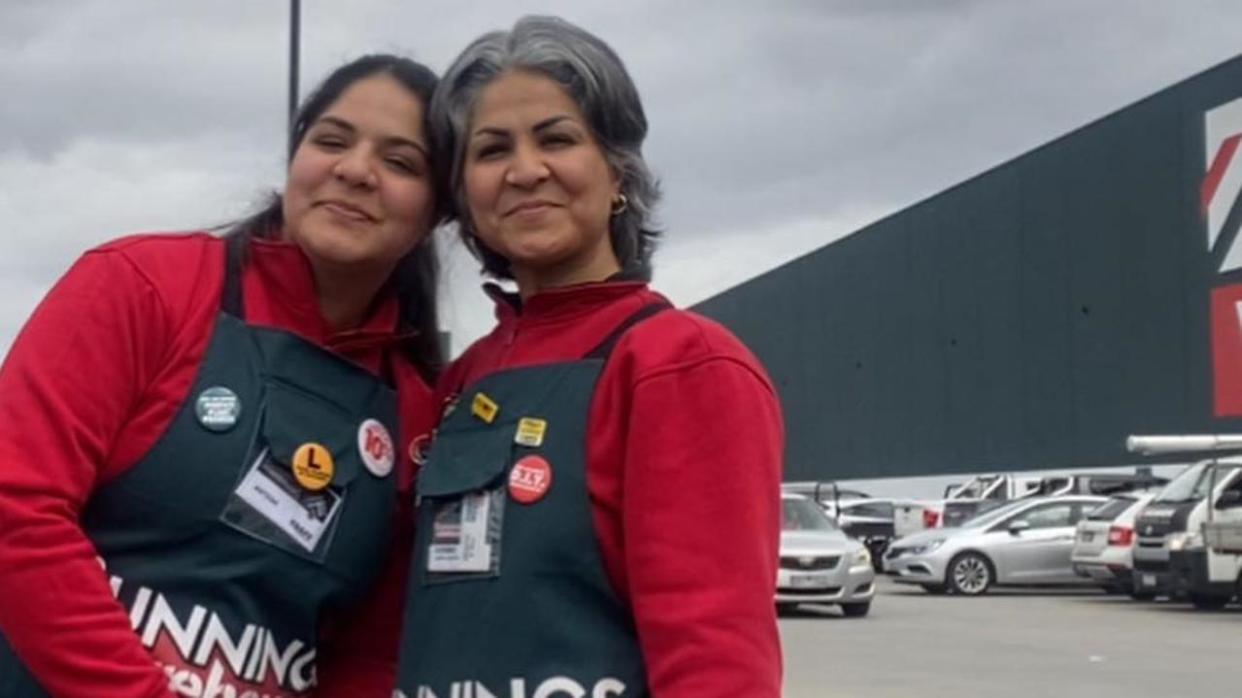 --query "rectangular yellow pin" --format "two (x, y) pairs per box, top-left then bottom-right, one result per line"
(514, 417), (548, 447)
(471, 392), (499, 423)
